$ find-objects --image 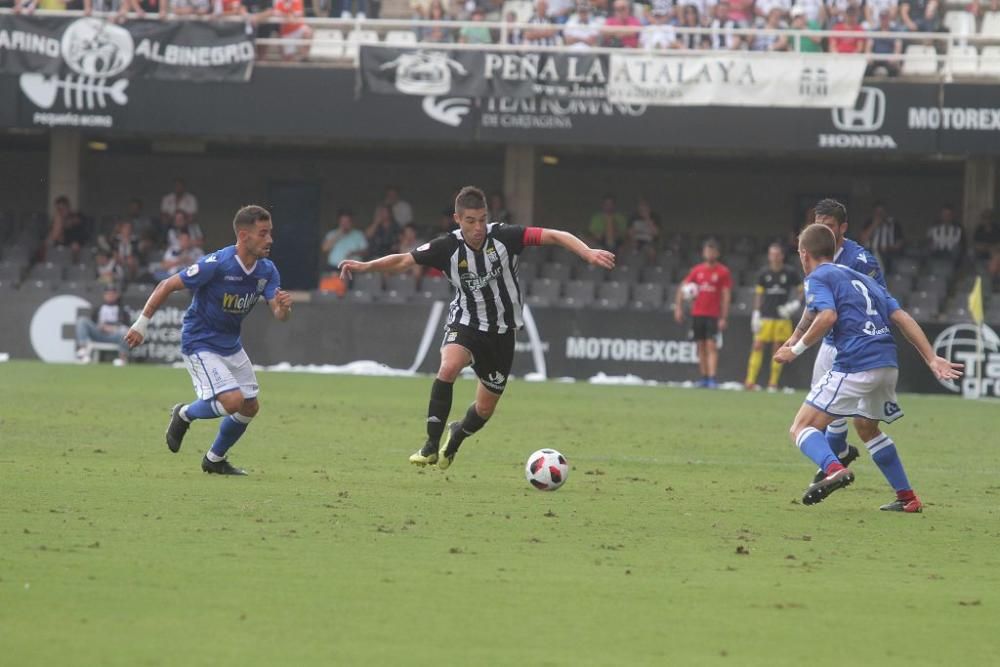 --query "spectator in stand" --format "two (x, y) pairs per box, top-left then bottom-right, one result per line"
(322, 210), (368, 272)
(831, 5), (866, 53)
(678, 4), (708, 49)
(565, 0), (605, 48)
(84, 0), (145, 20)
(75, 286), (131, 366)
(589, 194), (628, 251)
(265, 0), (313, 61)
(365, 205), (400, 259)
(160, 179), (198, 228)
(396, 223), (425, 279)
(162, 0), (213, 15)
(460, 7), (495, 42)
(866, 9), (903, 76)
(152, 230), (205, 281)
(383, 186), (414, 226)
(642, 0), (682, 49)
(752, 6), (790, 50)
(434, 206), (459, 237)
(627, 198), (661, 256)
(166, 211), (205, 251)
(603, 0), (642, 47)
(125, 197), (159, 246)
(792, 0), (826, 26)
(420, 0), (456, 43)
(972, 209), (1000, 260)
(926, 204), (965, 263)
(865, 0), (898, 25)
(341, 0), (367, 18)
(709, 1), (746, 50)
(755, 0), (791, 19)
(861, 201), (905, 271)
(44, 196), (90, 263)
(899, 0), (939, 32)
(95, 249), (125, 288)
(547, 0), (576, 22)
(525, 0), (564, 45)
(108, 220), (139, 280)
(789, 6), (823, 51)
(489, 192), (512, 223)
(727, 0), (754, 22)
(969, 0), (1000, 20)
(216, 0), (247, 15)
